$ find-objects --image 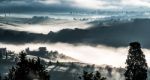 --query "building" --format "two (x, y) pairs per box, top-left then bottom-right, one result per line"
(0, 48), (7, 59)
(26, 47), (48, 57)
(39, 47), (47, 52)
